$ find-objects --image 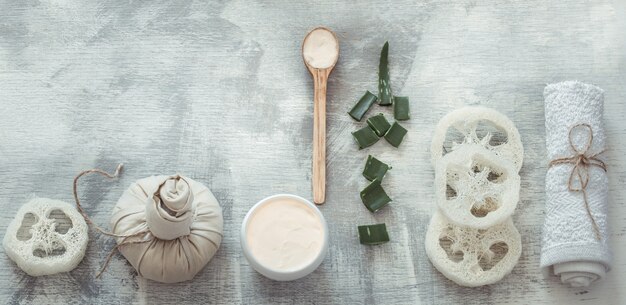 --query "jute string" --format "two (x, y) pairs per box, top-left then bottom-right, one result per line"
(73, 164), (150, 278)
(549, 123), (607, 240)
